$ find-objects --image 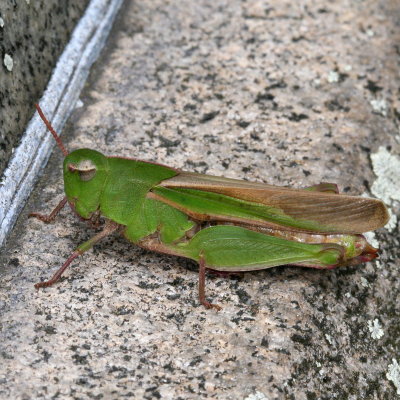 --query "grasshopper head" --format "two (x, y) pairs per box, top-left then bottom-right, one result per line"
(34, 105), (108, 219)
(63, 149), (109, 219)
